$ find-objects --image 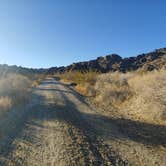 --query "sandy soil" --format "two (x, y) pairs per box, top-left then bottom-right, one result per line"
(0, 77), (165, 165)
(0, 78), (127, 166)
